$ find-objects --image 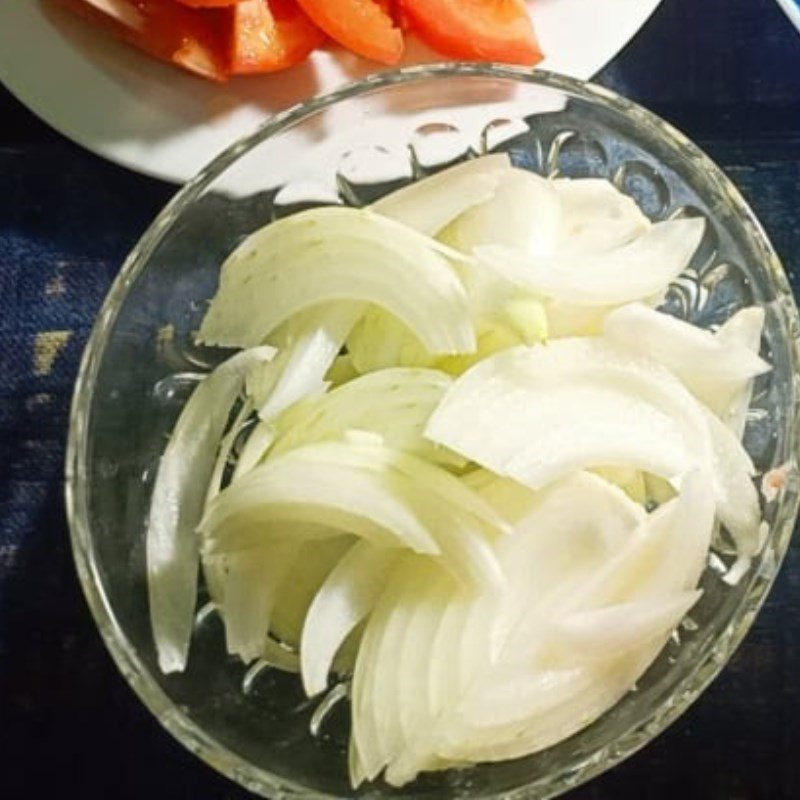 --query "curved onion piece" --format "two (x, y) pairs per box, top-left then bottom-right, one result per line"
(553, 178), (650, 254)
(351, 563), (411, 784)
(347, 307), (436, 373)
(231, 419), (276, 481)
(362, 560), (463, 785)
(202, 441), (507, 589)
(201, 446), (441, 556)
(555, 591), (701, 661)
(393, 571), (454, 753)
(301, 541), (402, 697)
(205, 398), (253, 505)
(603, 303), (769, 416)
(198, 207), (475, 355)
(426, 339), (710, 491)
(704, 407), (761, 564)
(441, 646), (658, 763)
(716, 306), (765, 436)
(213, 539), (300, 663)
(568, 470), (716, 611)
(439, 168), (561, 257)
(271, 536), (354, 647)
(148, 346), (275, 674)
(247, 301), (364, 420)
(544, 292), (665, 340)
(371, 153), (512, 235)
(475, 217), (705, 306)
(269, 368), (464, 467)
(427, 475), (712, 770)
(386, 472), (646, 784)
